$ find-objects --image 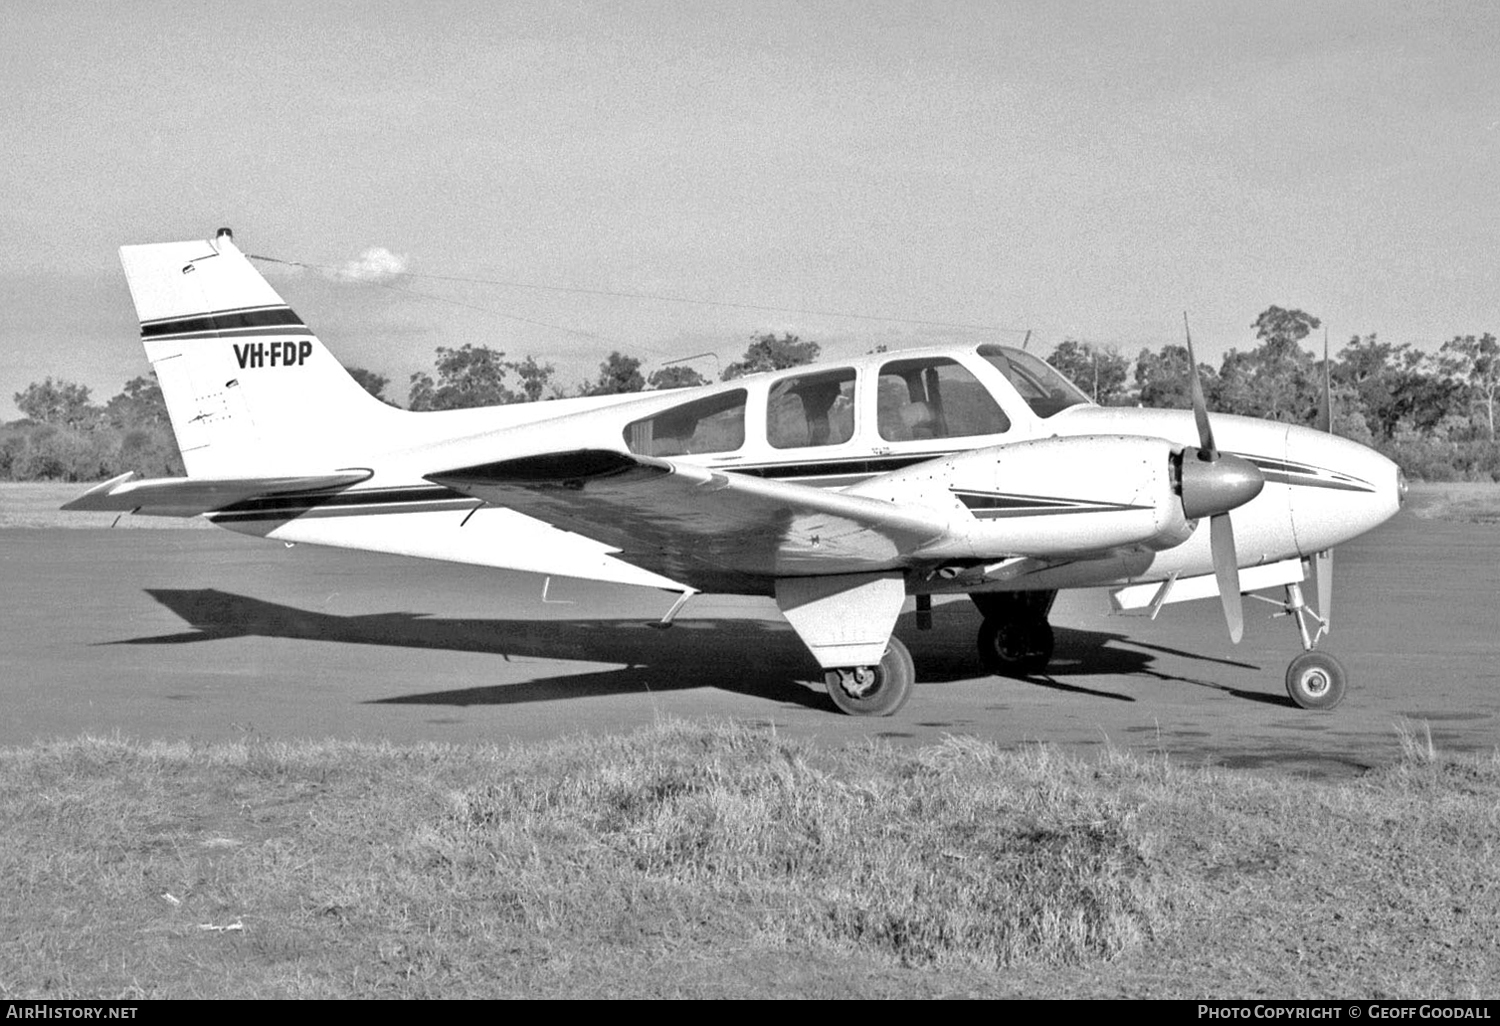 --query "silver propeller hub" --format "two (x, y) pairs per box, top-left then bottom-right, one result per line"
(1179, 451), (1265, 520)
